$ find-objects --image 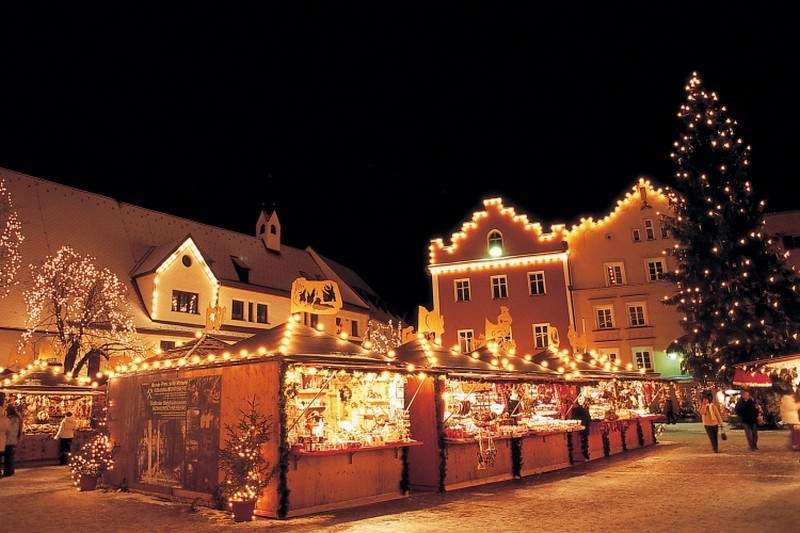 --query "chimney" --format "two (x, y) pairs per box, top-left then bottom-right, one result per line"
(256, 209), (281, 253)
